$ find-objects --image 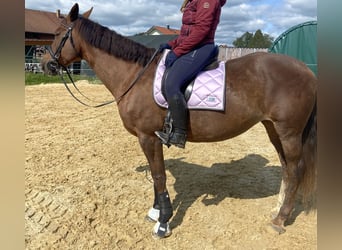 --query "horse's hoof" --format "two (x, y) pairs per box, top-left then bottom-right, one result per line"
(151, 221), (172, 239)
(270, 222), (286, 234)
(151, 230), (172, 239)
